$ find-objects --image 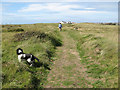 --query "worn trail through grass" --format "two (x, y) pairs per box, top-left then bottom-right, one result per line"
(44, 31), (96, 88)
(2, 23), (118, 88)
